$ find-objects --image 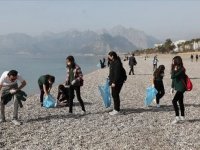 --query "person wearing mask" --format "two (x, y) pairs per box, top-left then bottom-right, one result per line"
(170, 56), (187, 124)
(108, 51), (126, 115)
(38, 75), (55, 107)
(65, 55), (86, 114)
(0, 70), (26, 125)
